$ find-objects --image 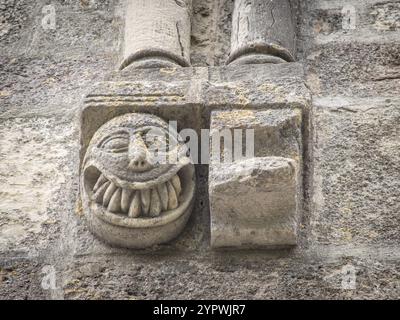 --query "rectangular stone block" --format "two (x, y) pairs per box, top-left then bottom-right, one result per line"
(311, 97), (400, 246)
(0, 116), (74, 256)
(209, 109), (302, 248)
(210, 158), (299, 248)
